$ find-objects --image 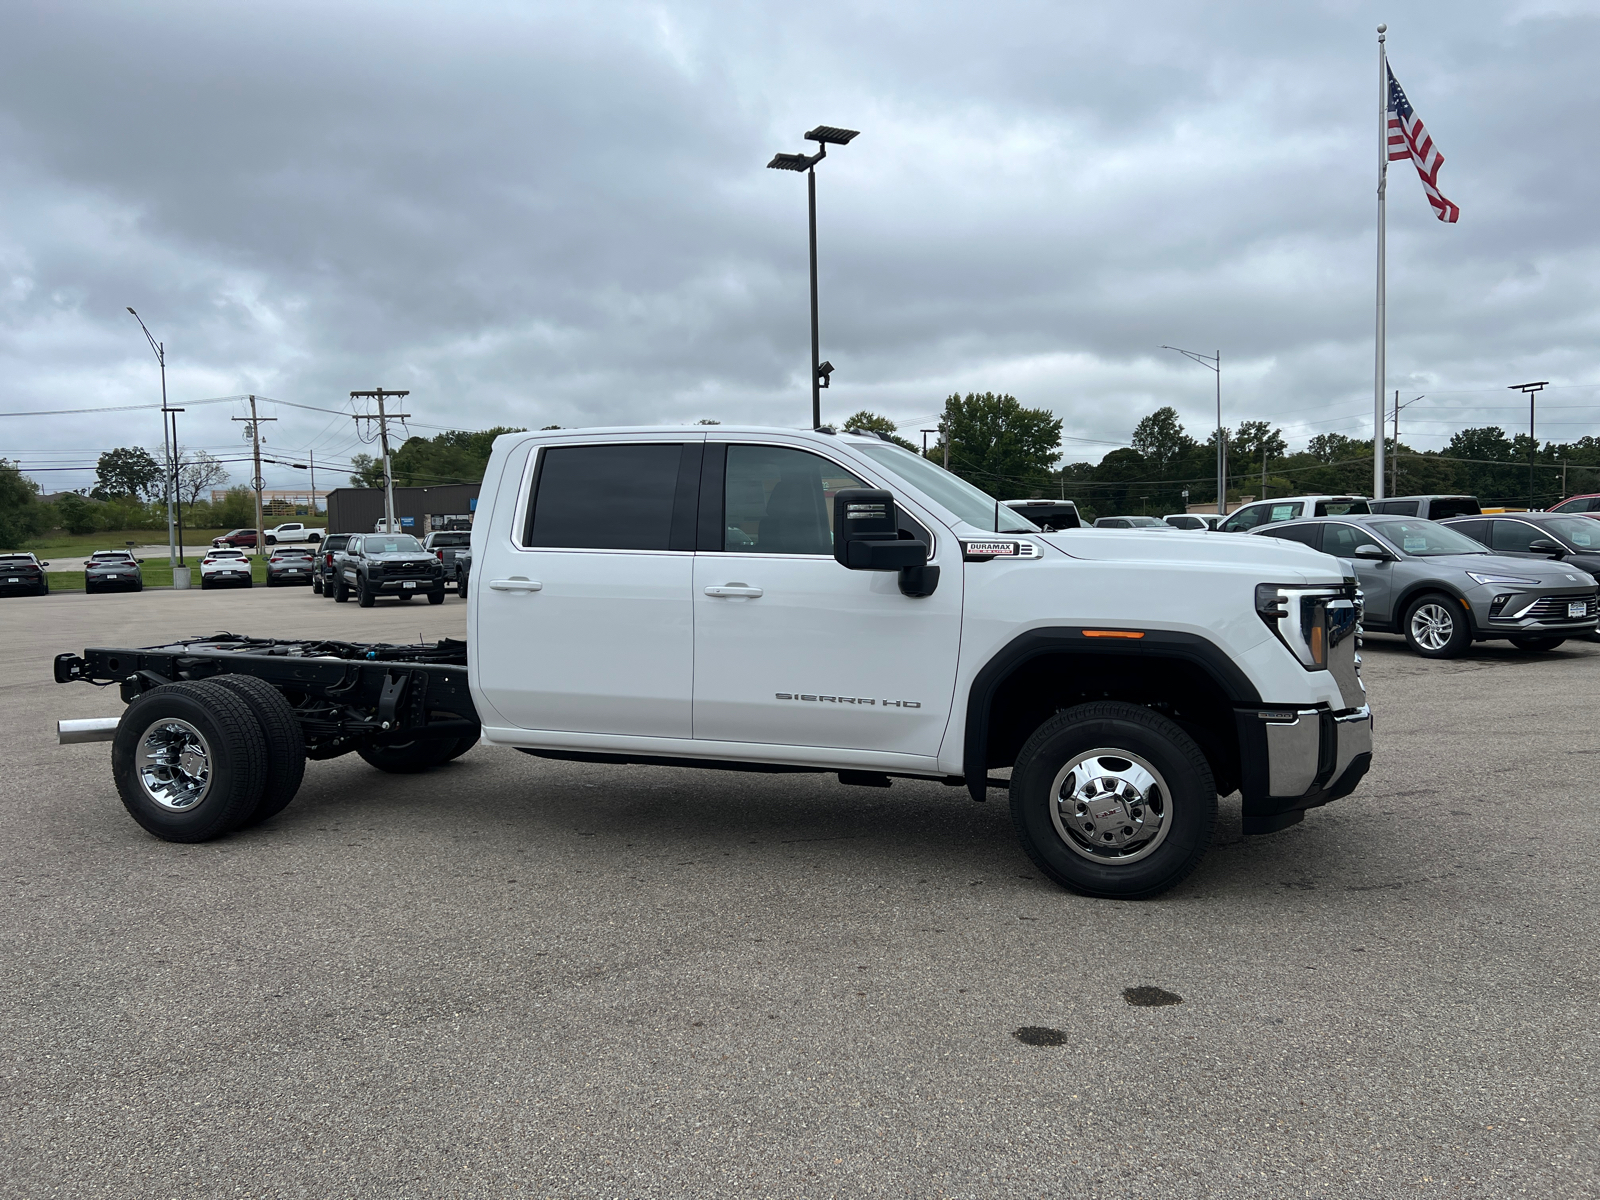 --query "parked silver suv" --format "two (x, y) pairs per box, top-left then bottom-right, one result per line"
(1254, 514), (1598, 657)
